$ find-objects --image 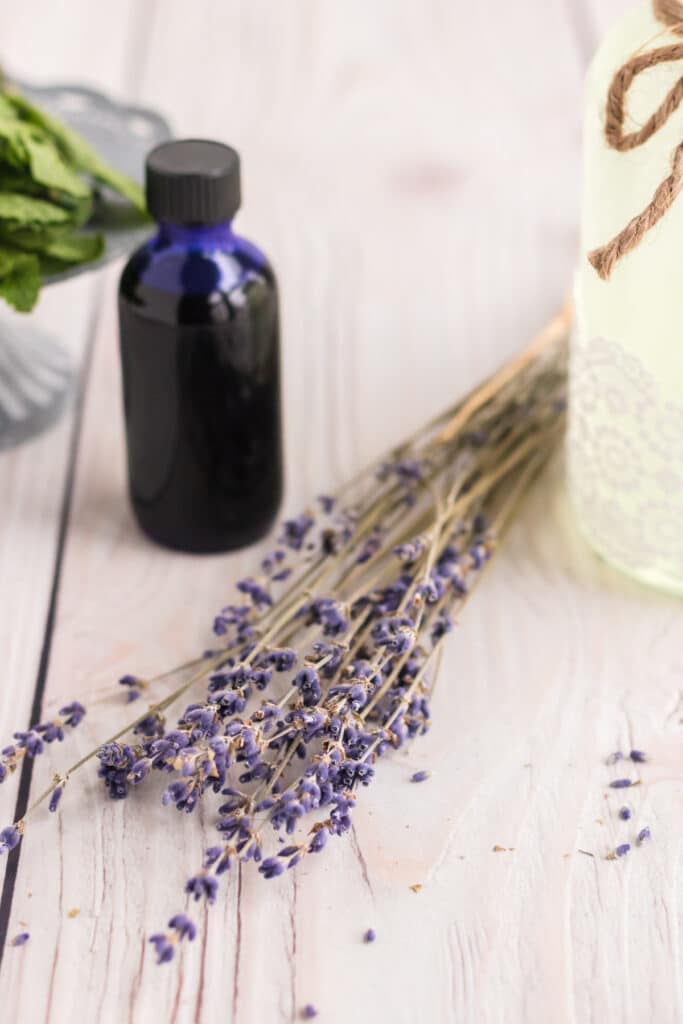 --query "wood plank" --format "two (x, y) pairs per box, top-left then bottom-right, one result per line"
(0, 0), (159, 983)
